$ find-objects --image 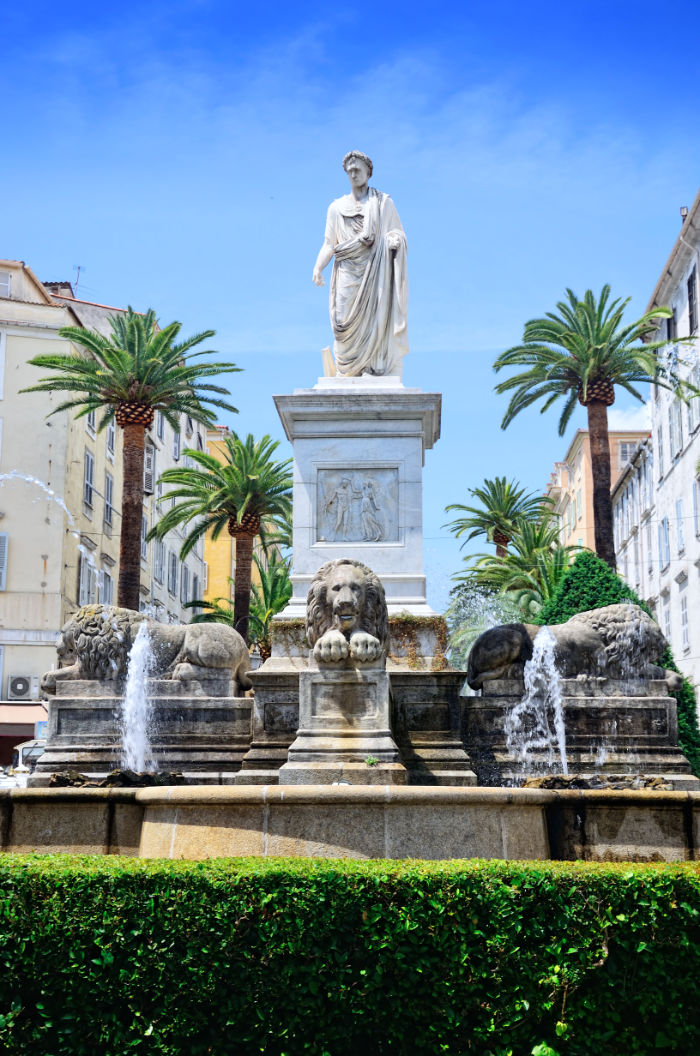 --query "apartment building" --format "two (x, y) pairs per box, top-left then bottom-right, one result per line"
(546, 428), (650, 549)
(614, 190), (700, 691)
(0, 260), (205, 702)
